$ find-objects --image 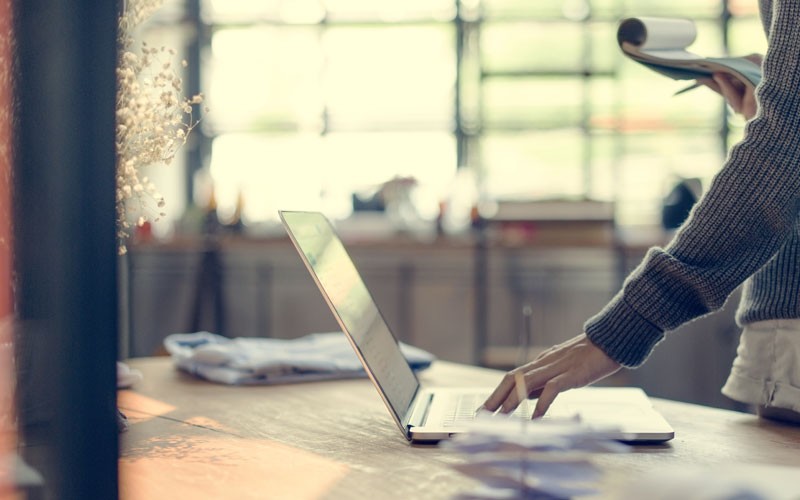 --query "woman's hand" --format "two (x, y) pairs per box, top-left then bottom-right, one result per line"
(699, 53), (763, 121)
(480, 333), (621, 418)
